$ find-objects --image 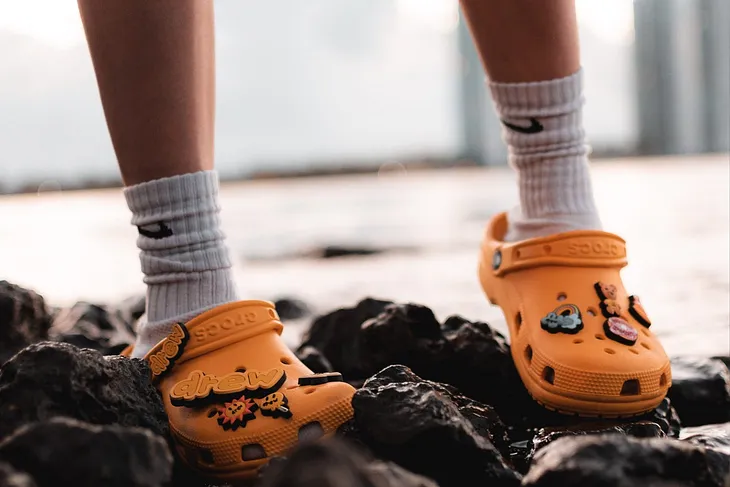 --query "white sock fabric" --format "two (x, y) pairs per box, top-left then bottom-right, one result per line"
(489, 69), (602, 242)
(124, 170), (238, 358)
